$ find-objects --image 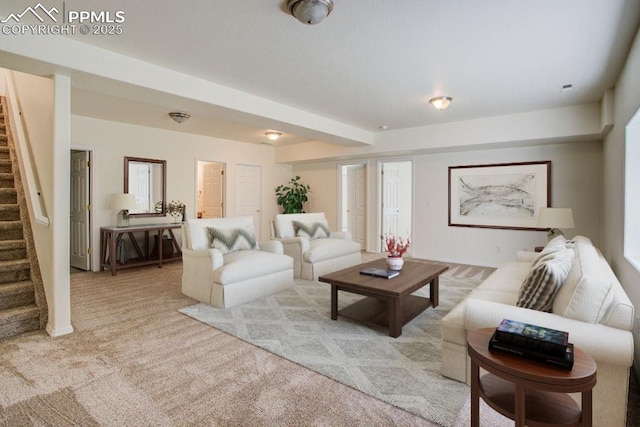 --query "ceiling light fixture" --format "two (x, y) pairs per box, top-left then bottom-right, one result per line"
(168, 112), (190, 124)
(286, 0), (334, 25)
(429, 96), (453, 110)
(265, 131), (282, 141)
